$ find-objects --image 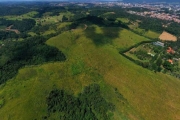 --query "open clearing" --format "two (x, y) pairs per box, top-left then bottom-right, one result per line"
(0, 25), (180, 120)
(128, 22), (160, 39)
(159, 31), (177, 41)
